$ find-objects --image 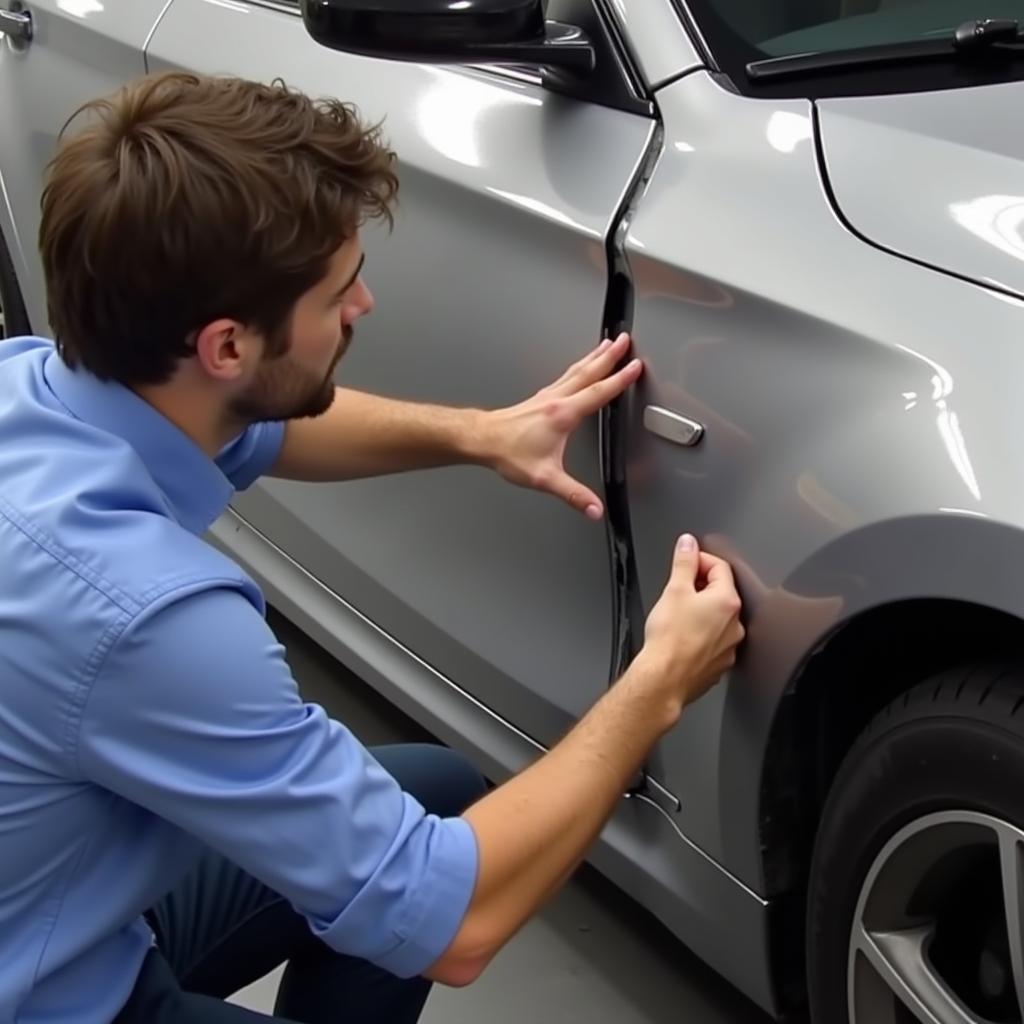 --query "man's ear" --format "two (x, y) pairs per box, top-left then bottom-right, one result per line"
(193, 319), (258, 382)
